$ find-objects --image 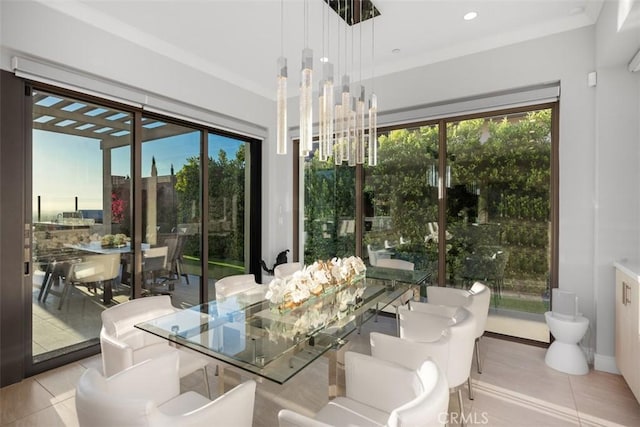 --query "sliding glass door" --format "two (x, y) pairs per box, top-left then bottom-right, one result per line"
(29, 88), (257, 367)
(205, 133), (248, 293)
(446, 109), (553, 341)
(140, 117), (202, 307)
(31, 89), (132, 359)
